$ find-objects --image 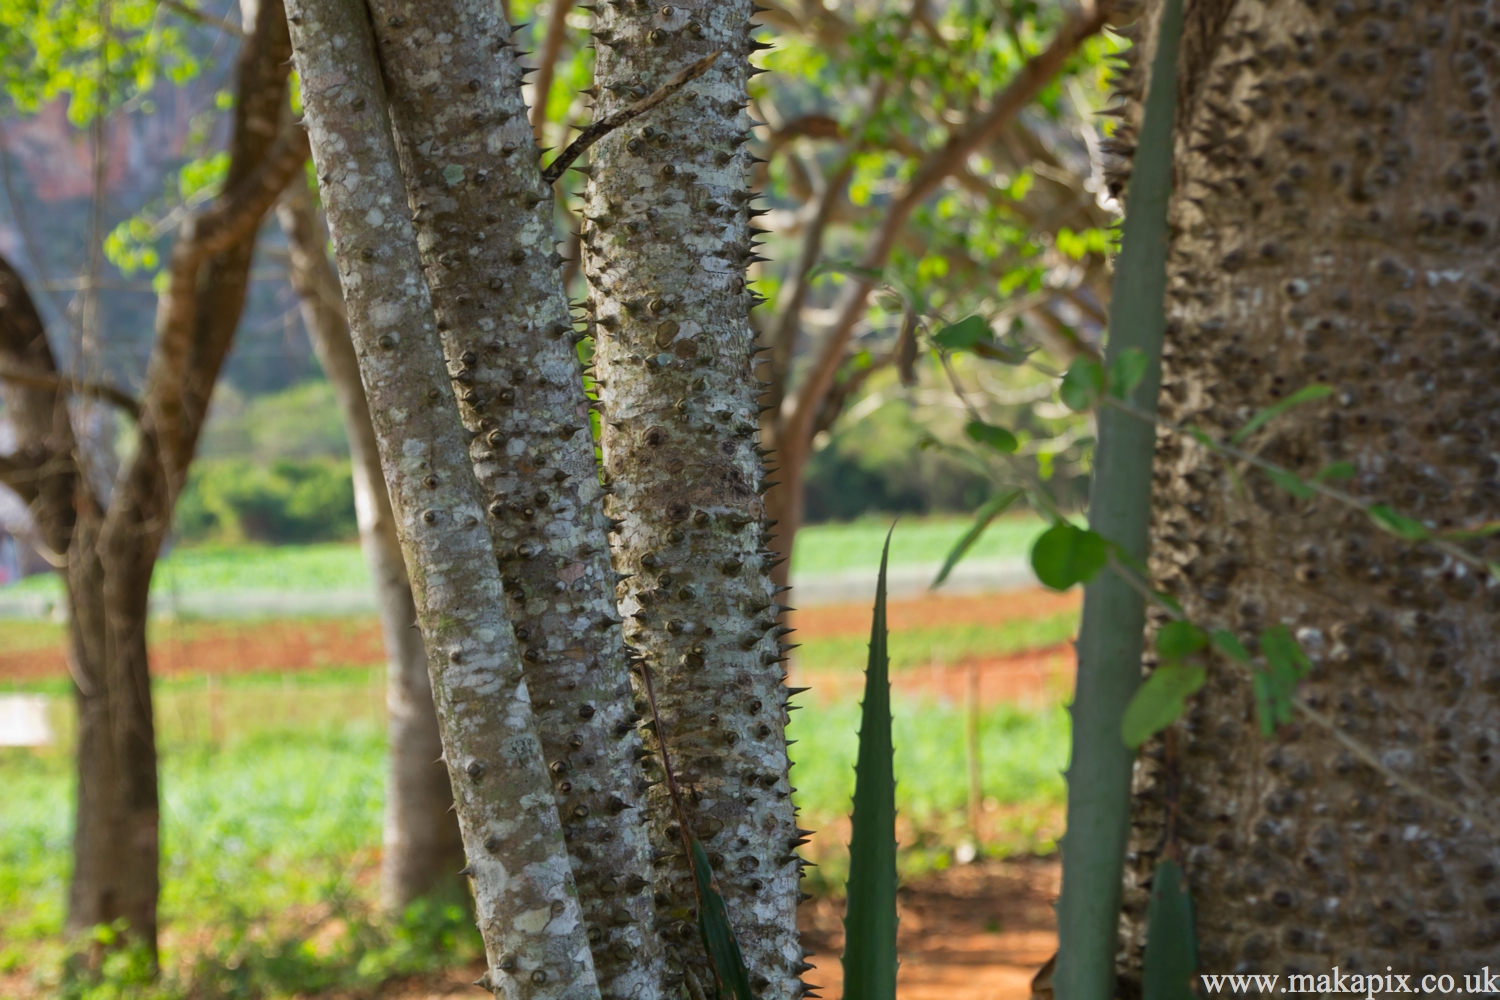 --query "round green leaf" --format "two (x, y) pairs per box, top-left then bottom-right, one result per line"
(1121, 664), (1206, 748)
(1060, 359), (1105, 412)
(964, 420), (1019, 454)
(1029, 522), (1108, 590)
